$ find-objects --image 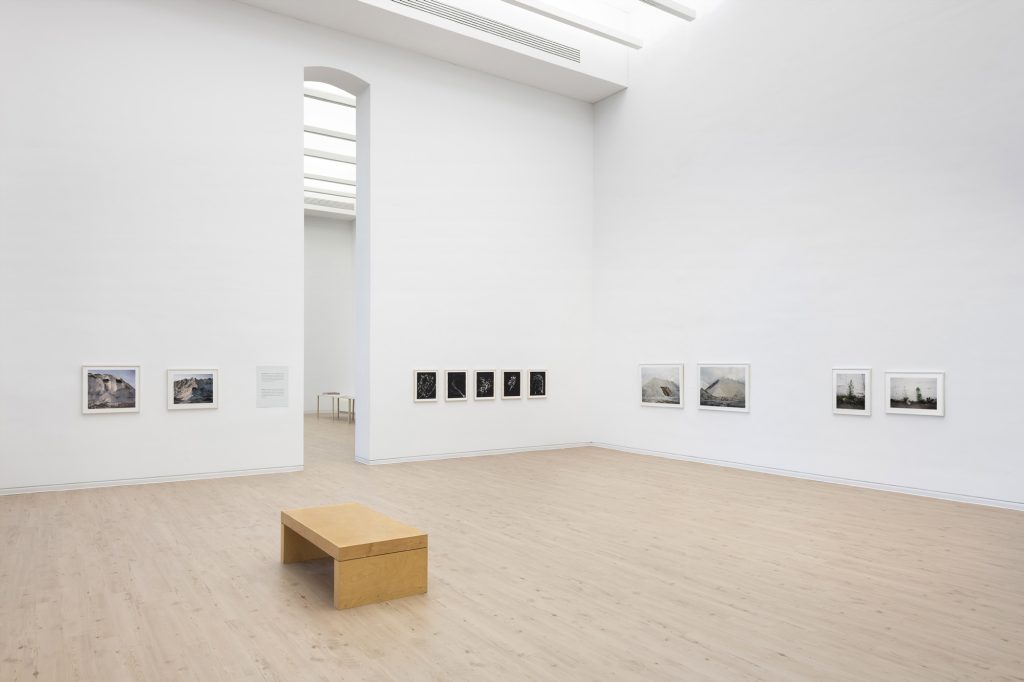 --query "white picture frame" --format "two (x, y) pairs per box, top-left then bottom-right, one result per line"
(527, 369), (547, 399)
(82, 365), (140, 414)
(640, 364), (684, 408)
(833, 368), (871, 416)
(698, 363), (750, 412)
(474, 370), (497, 400)
(445, 370), (469, 402)
(501, 370), (523, 400)
(414, 369), (438, 403)
(885, 371), (945, 416)
(167, 369), (219, 410)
